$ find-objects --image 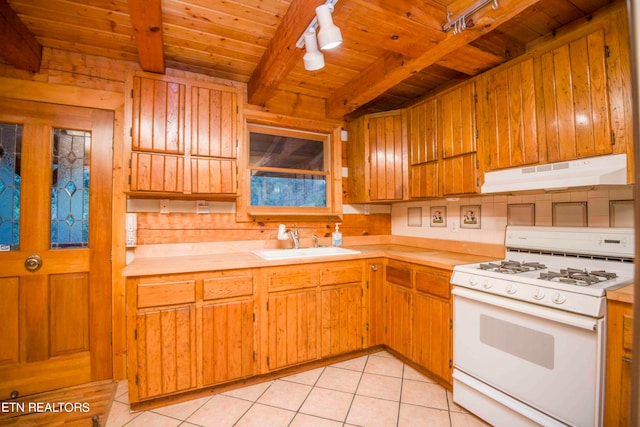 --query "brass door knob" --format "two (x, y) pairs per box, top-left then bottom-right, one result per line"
(24, 253), (42, 273)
